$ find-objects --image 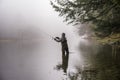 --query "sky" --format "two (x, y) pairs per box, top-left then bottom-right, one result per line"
(0, 0), (84, 80)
